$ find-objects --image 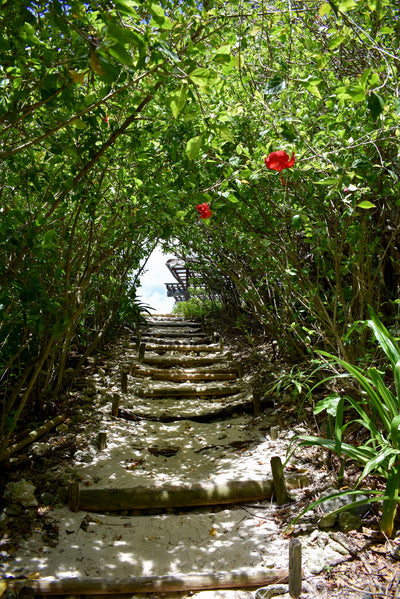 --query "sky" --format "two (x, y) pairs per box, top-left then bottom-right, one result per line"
(136, 246), (177, 314)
